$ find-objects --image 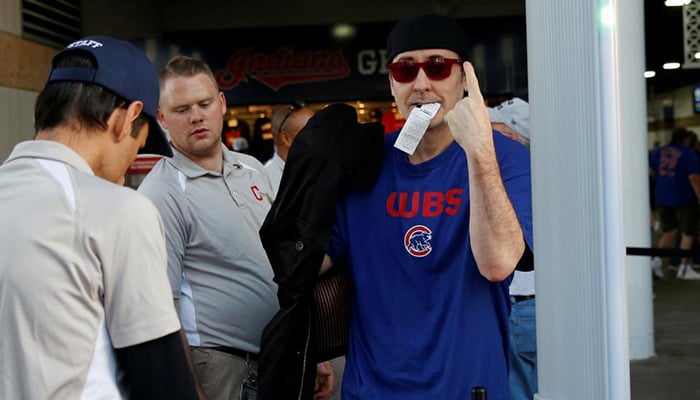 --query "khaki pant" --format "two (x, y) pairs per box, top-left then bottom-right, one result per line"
(191, 347), (256, 400)
(328, 356), (346, 400)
